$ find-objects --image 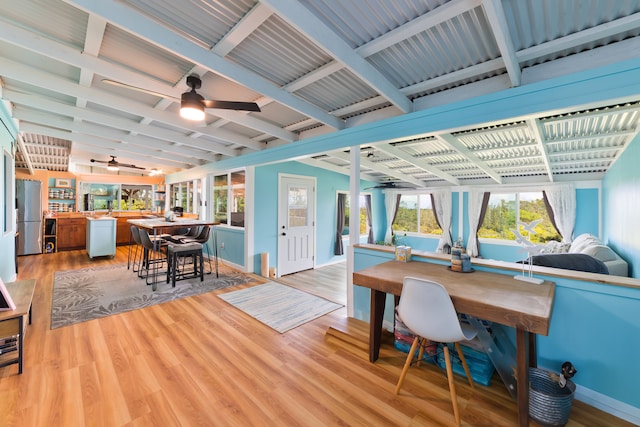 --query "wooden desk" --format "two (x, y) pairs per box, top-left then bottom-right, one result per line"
(0, 279), (36, 374)
(353, 260), (555, 427)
